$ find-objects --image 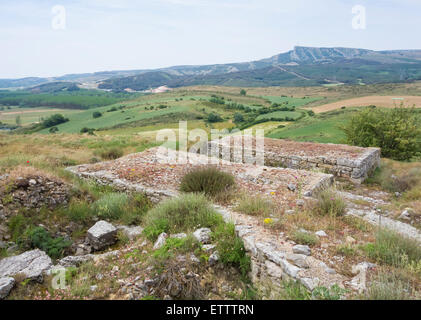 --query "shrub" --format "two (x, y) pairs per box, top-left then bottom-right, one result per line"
(41, 114), (69, 128)
(343, 106), (421, 161)
(240, 89), (247, 96)
(80, 127), (95, 135)
(207, 113), (223, 123)
(290, 230), (319, 246)
(19, 227), (71, 259)
(212, 223), (251, 277)
(143, 193), (223, 241)
(233, 113), (244, 123)
(92, 111), (102, 119)
(97, 147), (124, 160)
(235, 195), (274, 216)
(315, 189), (346, 217)
(363, 229), (421, 268)
(179, 167), (235, 199)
